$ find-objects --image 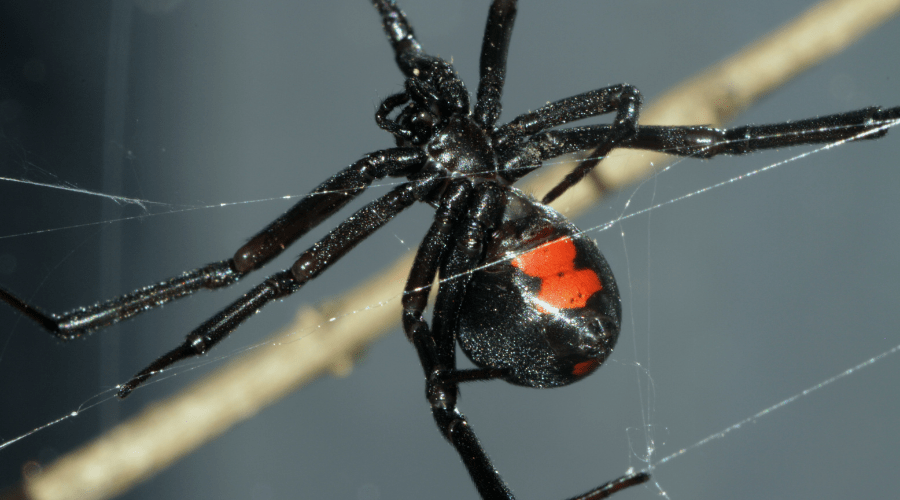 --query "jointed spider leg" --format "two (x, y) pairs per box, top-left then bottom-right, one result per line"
(402, 179), (469, 346)
(498, 105), (900, 203)
(473, 0), (517, 129)
(403, 181), (514, 499)
(499, 86), (643, 143)
(557, 105), (899, 158)
(371, 0), (423, 77)
(116, 268), (298, 398)
(516, 104), (900, 165)
(568, 475), (652, 500)
(624, 106), (900, 158)
(0, 149), (424, 341)
(490, 84), (642, 202)
(233, 148), (424, 272)
(534, 87), (643, 204)
(0, 261), (239, 340)
(402, 180), (510, 382)
(118, 179), (433, 397)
